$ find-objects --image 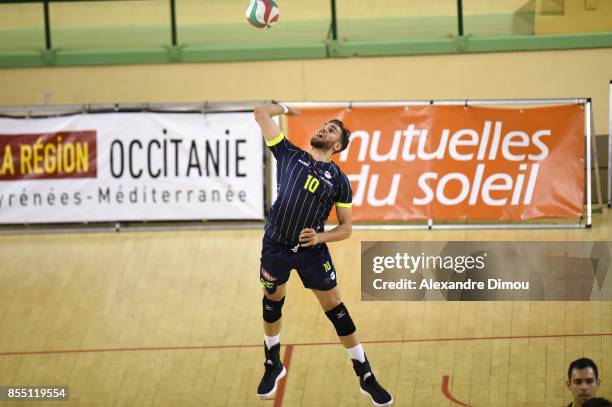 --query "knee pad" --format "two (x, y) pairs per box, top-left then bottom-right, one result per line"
(262, 296), (285, 323)
(325, 302), (356, 336)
